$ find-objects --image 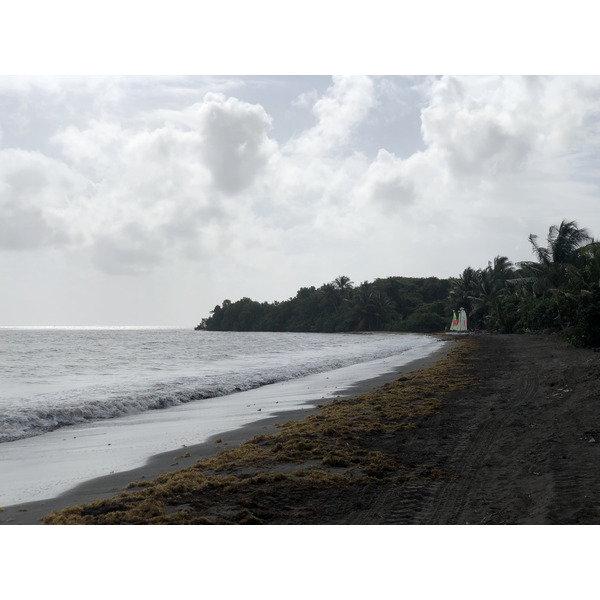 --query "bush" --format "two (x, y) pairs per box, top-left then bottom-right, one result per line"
(570, 288), (600, 347)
